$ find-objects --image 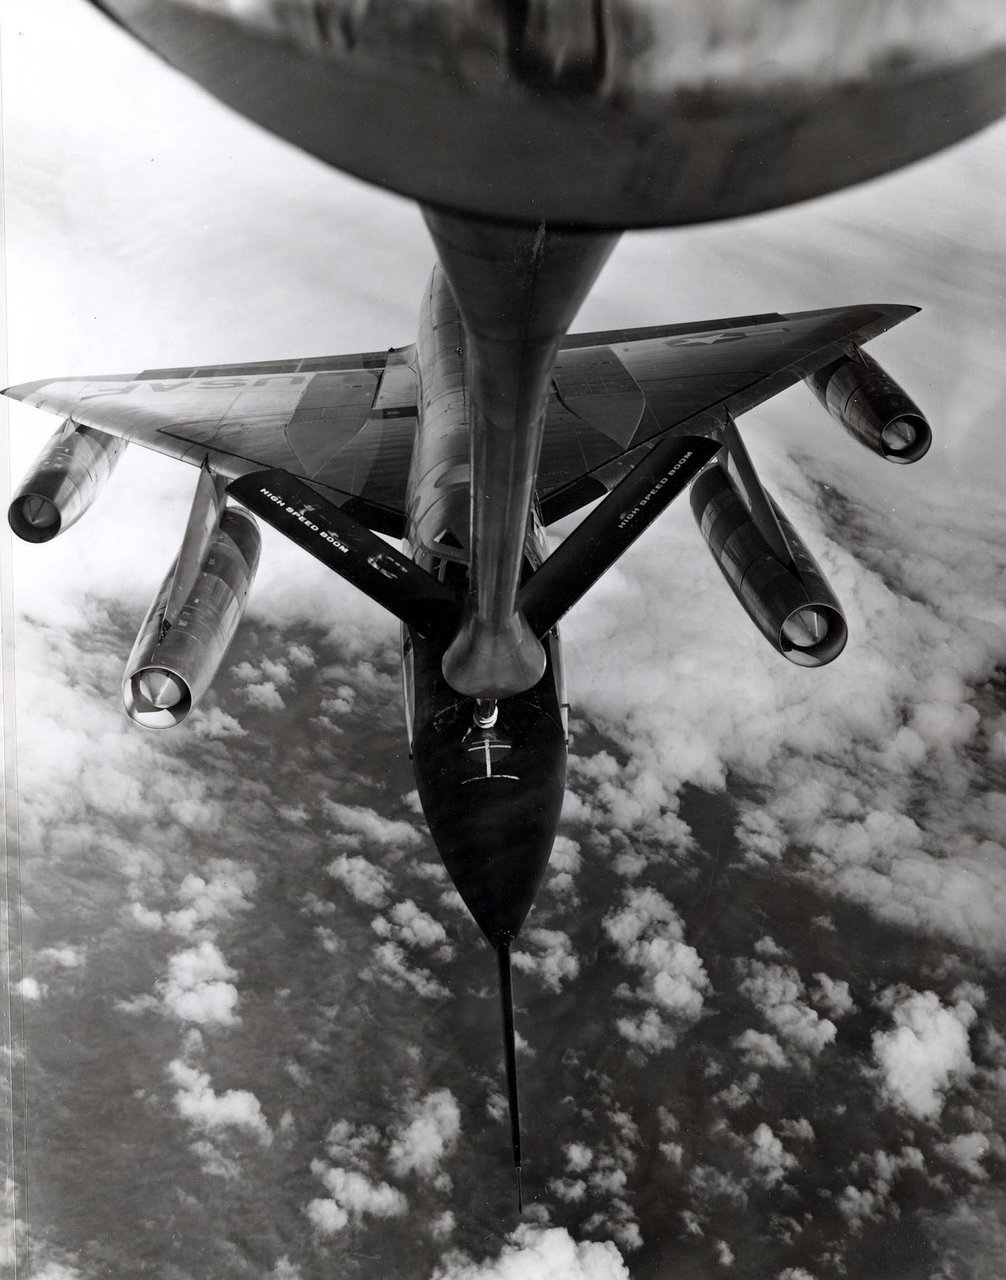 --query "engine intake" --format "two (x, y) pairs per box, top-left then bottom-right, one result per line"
(691, 462), (847, 667)
(806, 348), (931, 464)
(8, 420), (126, 542)
(123, 505), (261, 728)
